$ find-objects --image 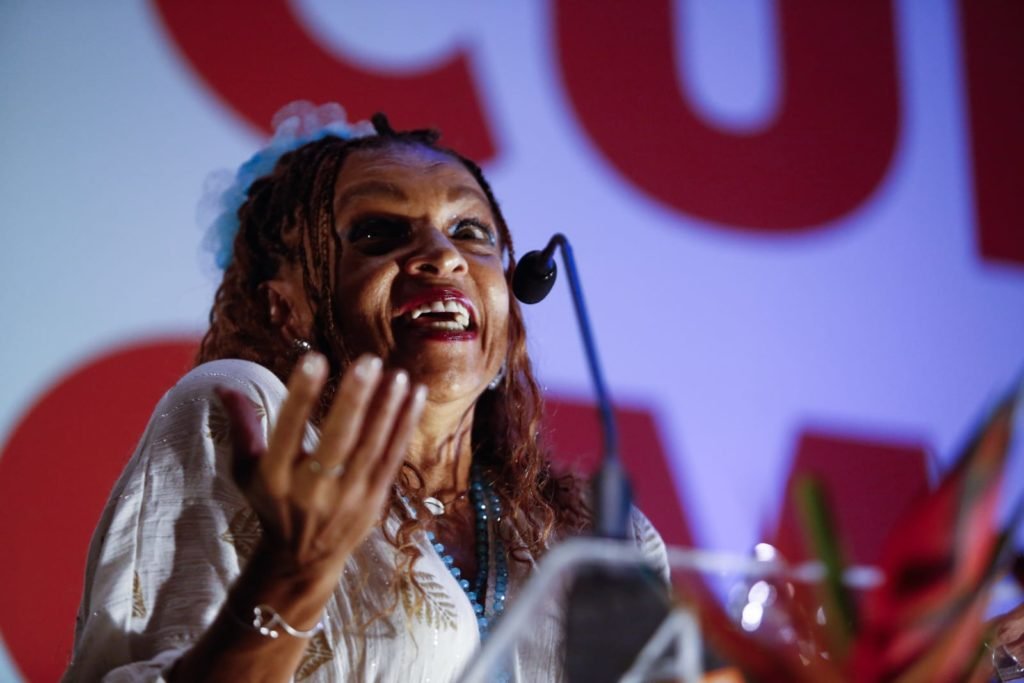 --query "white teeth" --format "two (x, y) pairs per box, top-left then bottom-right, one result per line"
(405, 299), (472, 330)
